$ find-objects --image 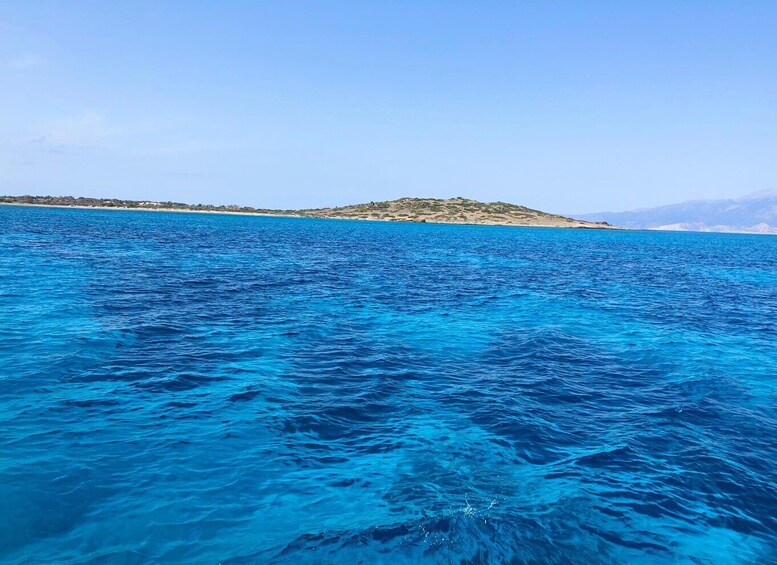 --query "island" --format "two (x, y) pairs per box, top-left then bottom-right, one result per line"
(0, 195), (614, 229)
